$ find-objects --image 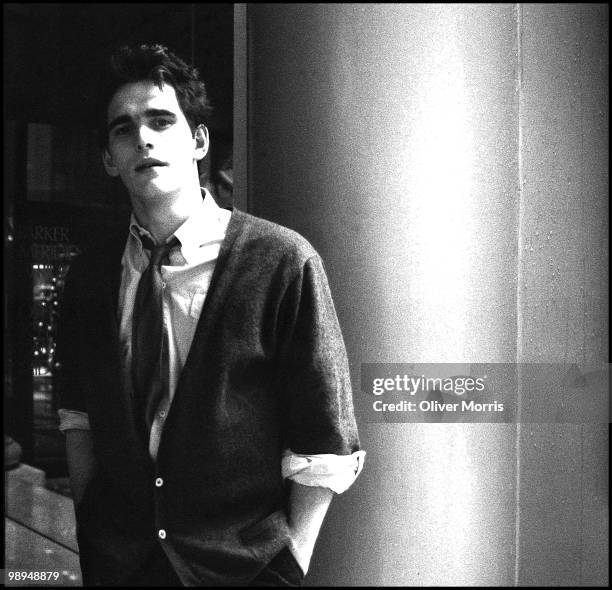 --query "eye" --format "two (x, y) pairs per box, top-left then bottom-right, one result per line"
(112, 124), (131, 137)
(152, 118), (173, 130)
